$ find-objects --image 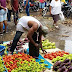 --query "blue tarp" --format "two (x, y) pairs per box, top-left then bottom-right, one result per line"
(27, 48), (52, 69)
(3, 41), (53, 69)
